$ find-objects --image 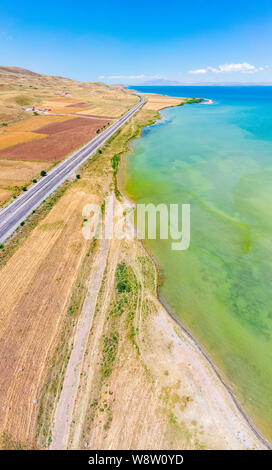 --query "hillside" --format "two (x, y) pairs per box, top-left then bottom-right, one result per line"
(0, 66), (138, 208)
(0, 66), (137, 125)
